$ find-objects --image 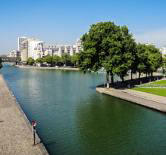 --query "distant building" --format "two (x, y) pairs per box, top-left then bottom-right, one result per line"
(44, 39), (82, 57)
(18, 37), (44, 61)
(19, 39), (29, 62)
(145, 43), (154, 46)
(7, 50), (20, 58)
(18, 36), (82, 61)
(18, 37), (27, 51)
(27, 38), (44, 60)
(43, 45), (56, 56)
(74, 39), (82, 54)
(160, 47), (166, 57)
